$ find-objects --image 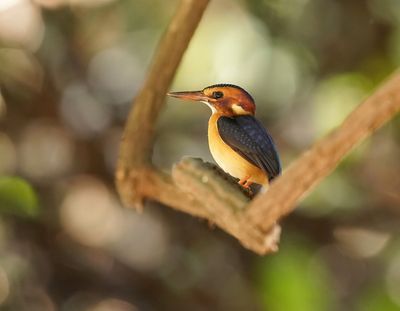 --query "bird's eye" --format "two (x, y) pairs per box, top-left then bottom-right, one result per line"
(212, 91), (224, 99)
